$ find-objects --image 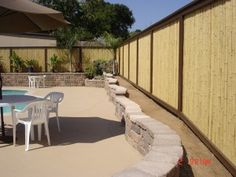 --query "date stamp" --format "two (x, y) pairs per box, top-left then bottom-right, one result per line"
(178, 157), (212, 166)
(189, 157), (212, 165)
